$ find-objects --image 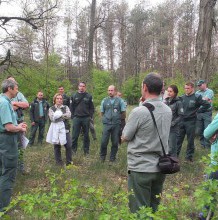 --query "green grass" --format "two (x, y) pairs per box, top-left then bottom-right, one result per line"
(3, 106), (216, 219)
